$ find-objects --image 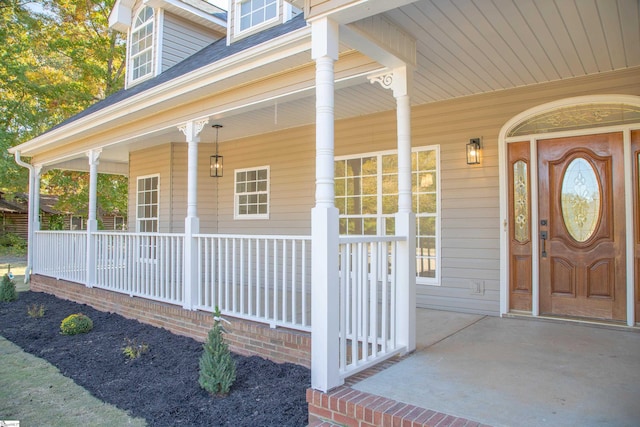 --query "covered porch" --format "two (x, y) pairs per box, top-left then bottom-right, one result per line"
(9, 0), (640, 416)
(309, 307), (640, 426)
